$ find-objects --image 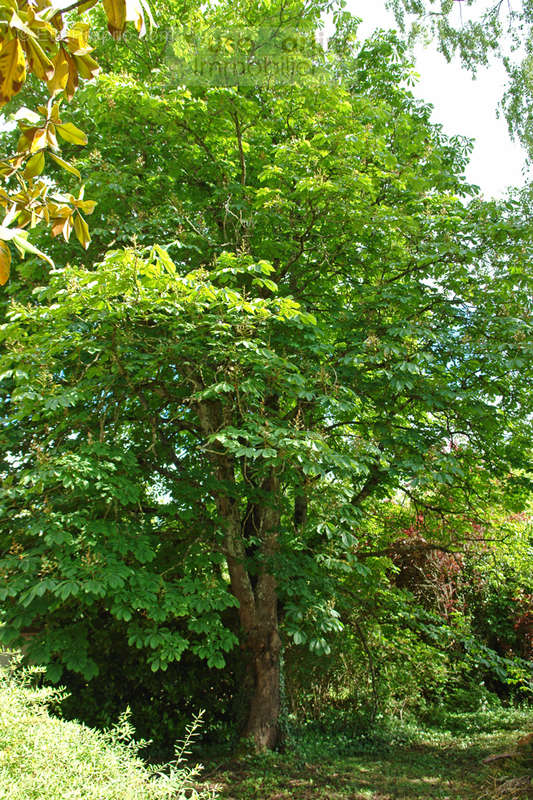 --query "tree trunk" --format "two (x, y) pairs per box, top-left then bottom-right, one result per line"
(196, 400), (282, 750)
(244, 620), (281, 750)
(241, 474), (282, 750)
